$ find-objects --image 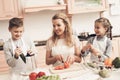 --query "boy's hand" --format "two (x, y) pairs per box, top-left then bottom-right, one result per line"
(14, 47), (22, 59)
(27, 50), (34, 56)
